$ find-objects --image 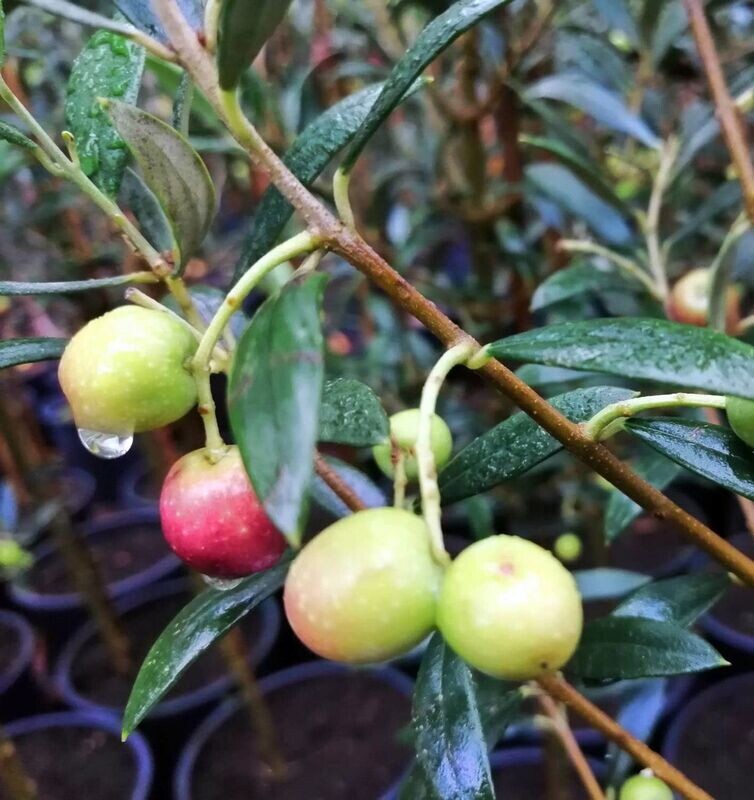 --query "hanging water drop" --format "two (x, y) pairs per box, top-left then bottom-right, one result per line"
(77, 428), (134, 459)
(202, 575), (243, 591)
